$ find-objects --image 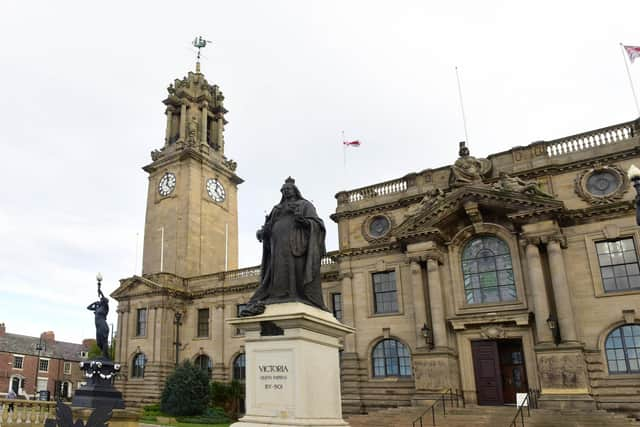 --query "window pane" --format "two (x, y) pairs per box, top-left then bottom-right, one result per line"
(601, 267), (614, 278)
(499, 285), (517, 301)
(624, 251), (638, 264)
(482, 287), (499, 303)
(622, 239), (635, 251)
(596, 242), (609, 254)
(599, 254), (612, 266)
